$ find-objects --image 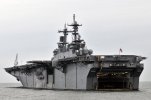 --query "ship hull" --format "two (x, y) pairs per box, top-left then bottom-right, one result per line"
(5, 55), (144, 90)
